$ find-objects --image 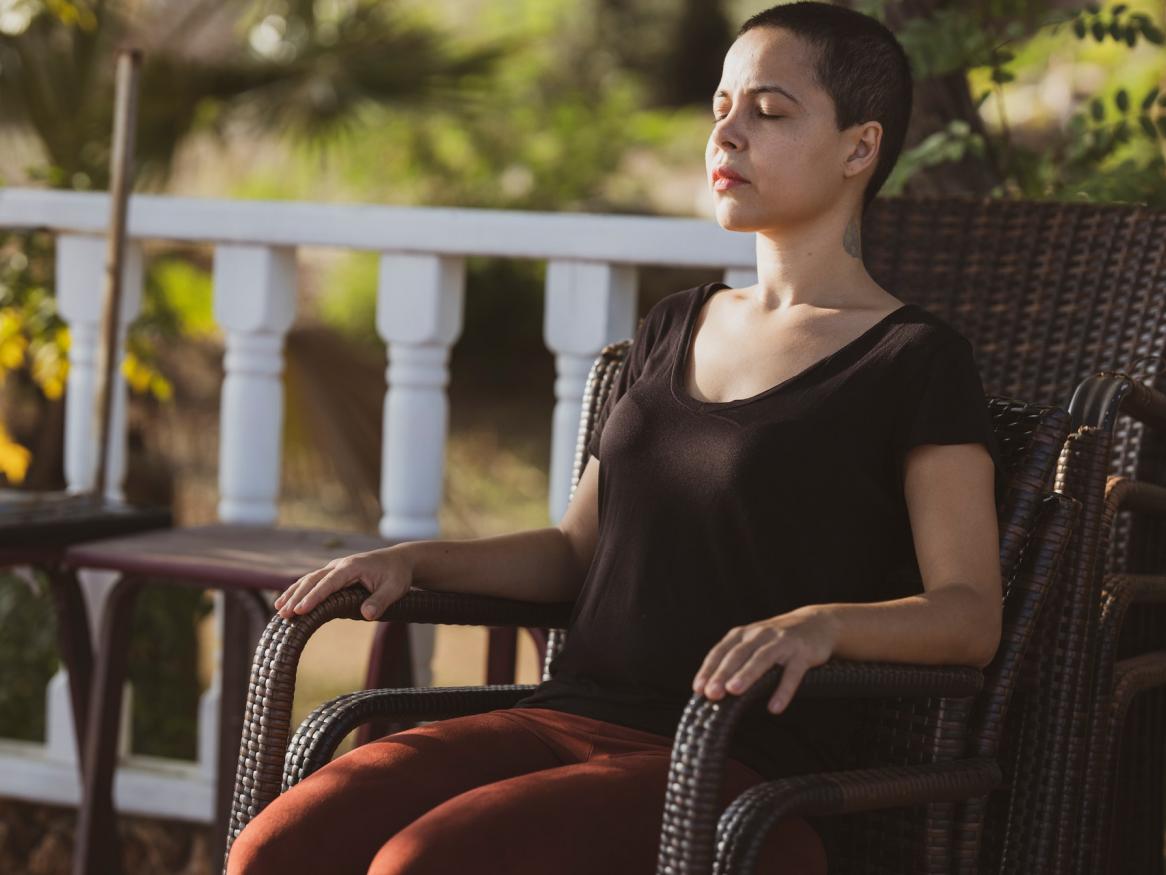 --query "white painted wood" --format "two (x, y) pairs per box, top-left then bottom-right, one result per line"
(56, 234), (144, 501)
(375, 253), (464, 541)
(376, 254), (464, 689)
(0, 189), (756, 268)
(196, 591), (223, 784)
(543, 260), (637, 523)
(212, 245), (297, 523)
(44, 670), (78, 763)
